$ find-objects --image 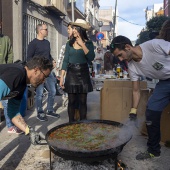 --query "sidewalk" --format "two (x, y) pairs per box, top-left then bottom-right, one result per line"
(0, 91), (170, 170)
